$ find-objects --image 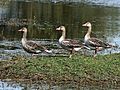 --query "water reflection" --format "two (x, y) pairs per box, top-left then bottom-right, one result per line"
(0, 1), (120, 58)
(0, 1), (120, 43)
